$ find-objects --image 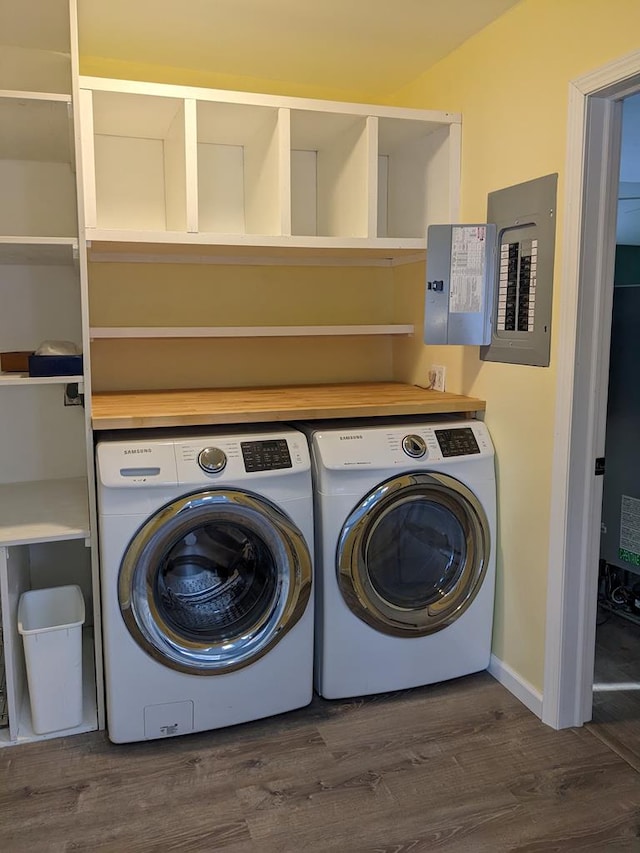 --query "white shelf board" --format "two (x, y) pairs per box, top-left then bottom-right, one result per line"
(0, 478), (89, 547)
(85, 232), (426, 266)
(0, 90), (71, 104)
(0, 630), (97, 748)
(90, 325), (414, 340)
(0, 236), (78, 265)
(0, 373), (83, 386)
